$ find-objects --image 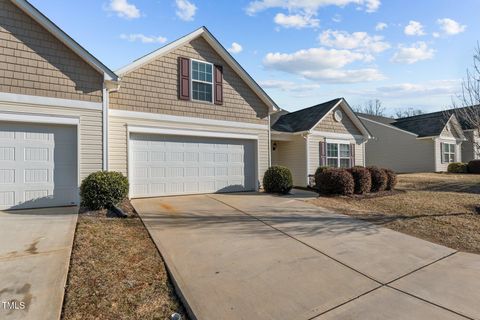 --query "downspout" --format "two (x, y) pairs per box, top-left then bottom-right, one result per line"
(304, 132), (310, 187)
(102, 86), (108, 171)
(268, 114), (272, 167)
